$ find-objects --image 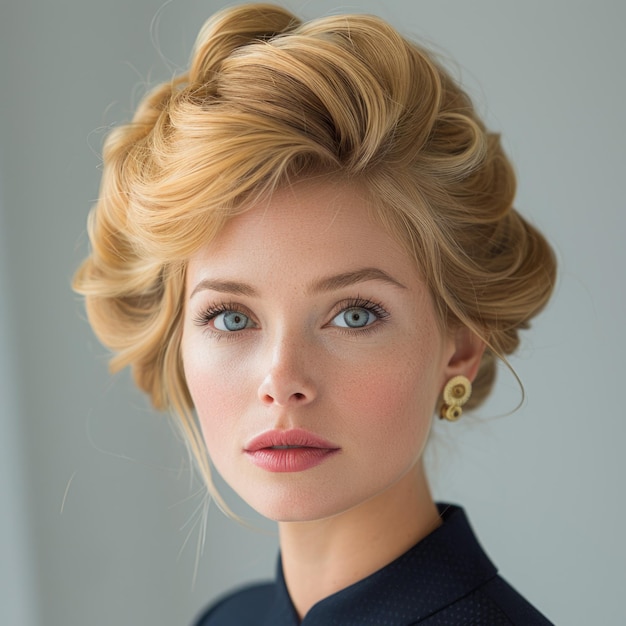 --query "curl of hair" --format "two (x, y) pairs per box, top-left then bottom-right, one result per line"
(74, 3), (556, 487)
